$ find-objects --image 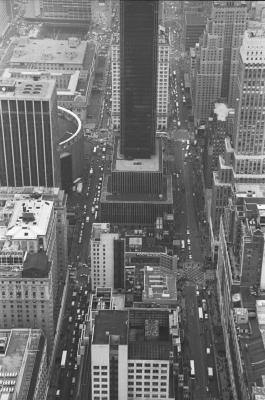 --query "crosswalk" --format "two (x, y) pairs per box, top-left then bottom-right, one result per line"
(177, 263), (216, 285)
